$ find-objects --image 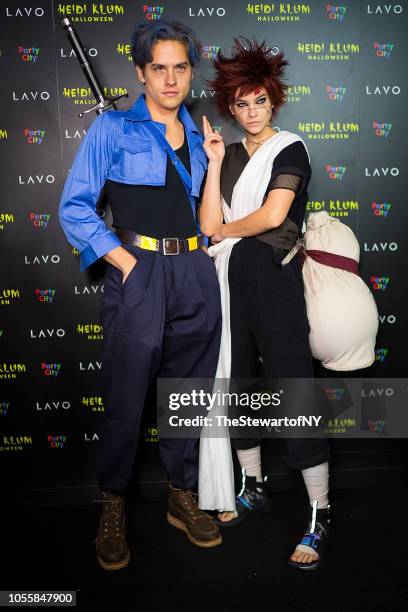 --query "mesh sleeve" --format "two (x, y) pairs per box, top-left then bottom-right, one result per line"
(268, 173), (302, 194)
